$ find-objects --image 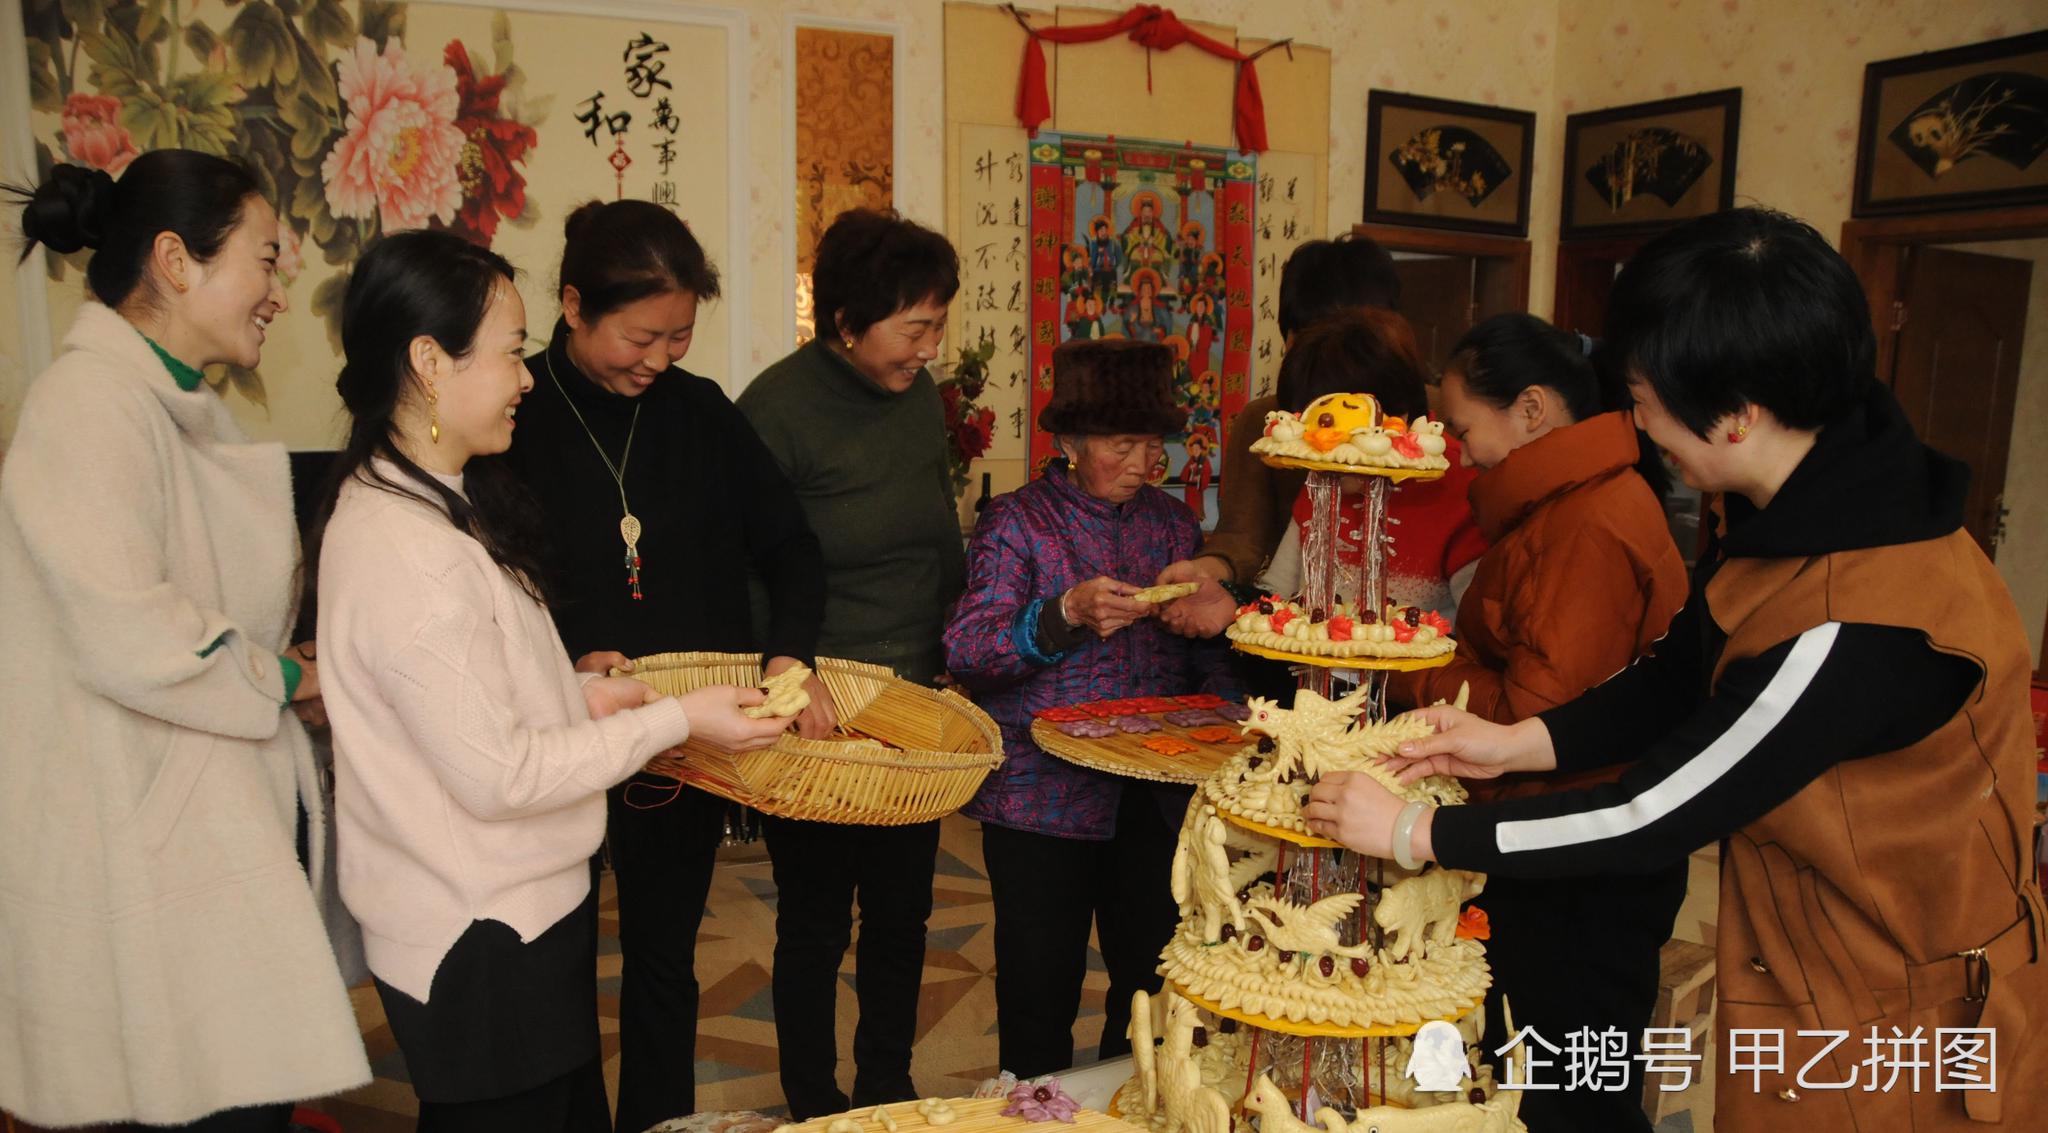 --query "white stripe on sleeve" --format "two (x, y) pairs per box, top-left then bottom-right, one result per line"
(1494, 621), (1841, 855)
